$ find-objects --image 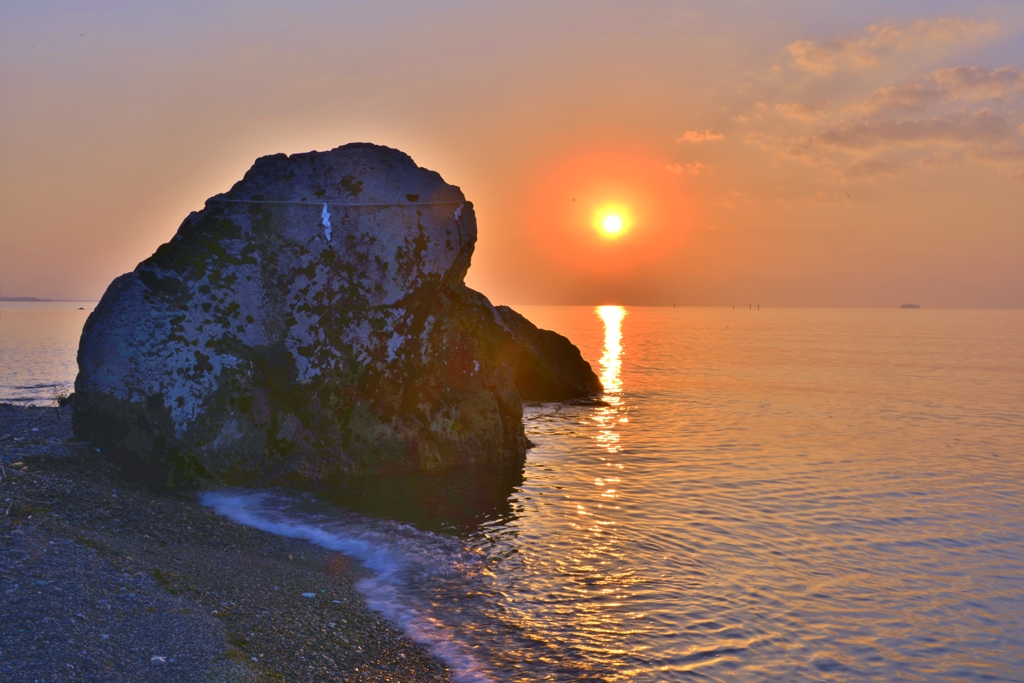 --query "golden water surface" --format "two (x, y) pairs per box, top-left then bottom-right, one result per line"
(6, 303), (1024, 681)
(454, 306), (1024, 681)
